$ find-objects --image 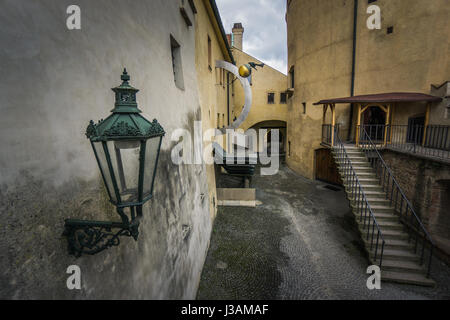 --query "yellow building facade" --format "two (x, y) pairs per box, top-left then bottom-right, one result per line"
(286, 0), (450, 179)
(194, 0), (234, 220)
(229, 24), (288, 152)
